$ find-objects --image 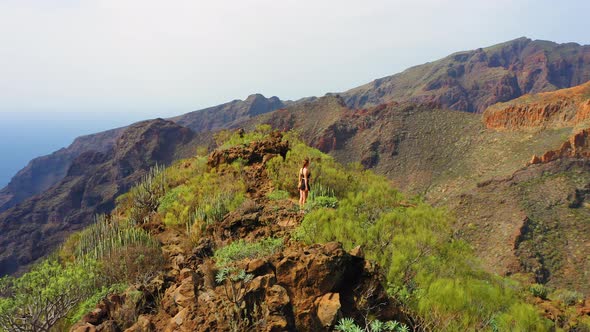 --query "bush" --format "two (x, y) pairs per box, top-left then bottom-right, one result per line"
(215, 124), (273, 149)
(265, 133), (358, 197)
(128, 165), (167, 224)
(529, 283), (549, 300)
(266, 189), (290, 200)
(550, 289), (584, 306)
(73, 215), (160, 264)
(290, 153), (551, 331)
(0, 259), (98, 332)
(495, 302), (552, 331)
(214, 238), (284, 267)
(70, 215), (163, 284)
